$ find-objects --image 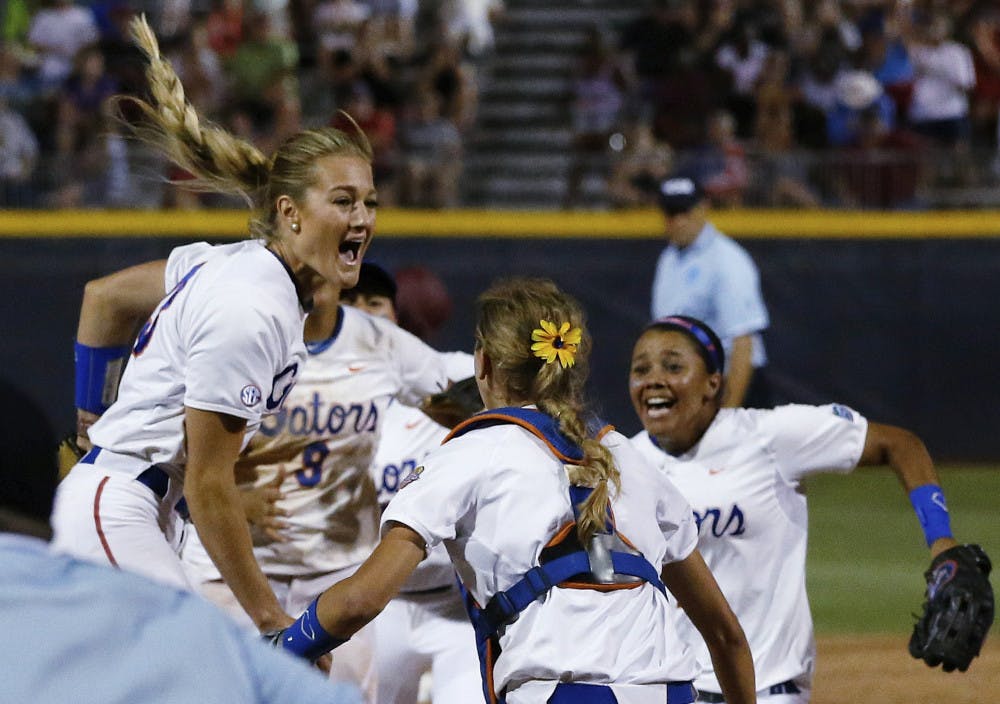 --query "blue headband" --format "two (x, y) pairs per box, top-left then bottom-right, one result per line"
(655, 316), (724, 374)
